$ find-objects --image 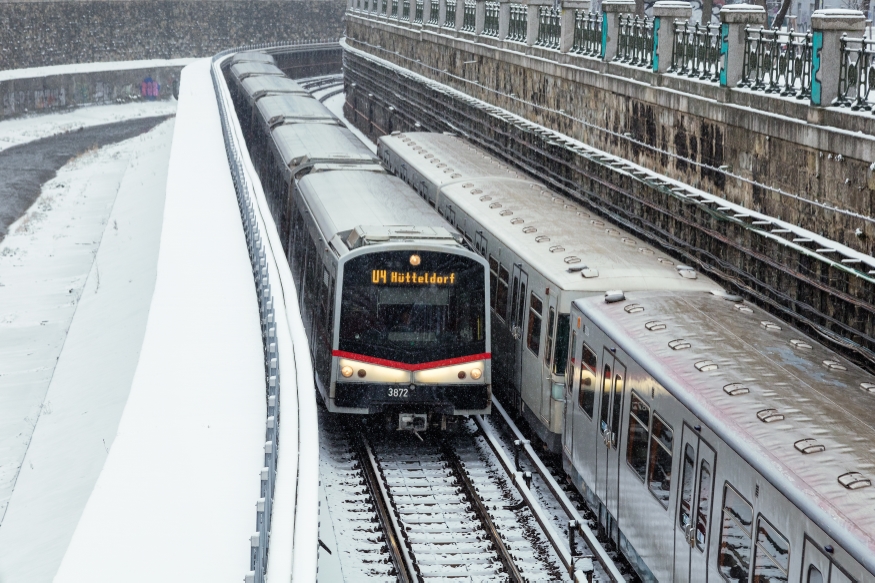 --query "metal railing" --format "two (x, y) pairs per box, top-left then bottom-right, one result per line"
(391, 0), (398, 17)
(445, 0), (456, 27)
(837, 35), (875, 109)
(535, 6), (561, 49)
(401, 0), (410, 20)
(740, 26), (812, 98)
(428, 0), (439, 23)
(461, 0), (476, 32)
(571, 10), (602, 56)
(617, 14), (653, 67)
(507, 3), (527, 42)
(483, 1), (500, 37)
(669, 20), (721, 81)
(210, 38), (334, 583)
(381, 0), (387, 14)
(414, 0), (423, 22)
